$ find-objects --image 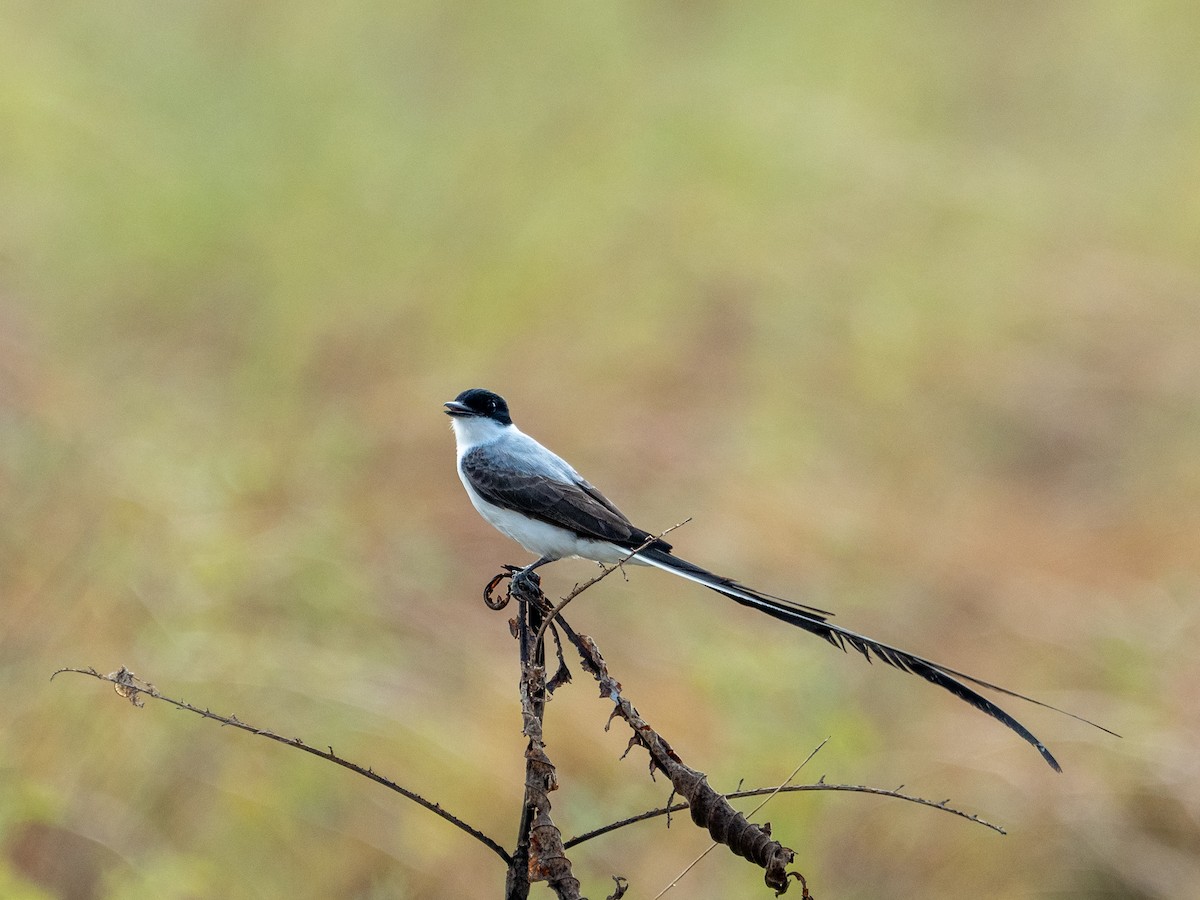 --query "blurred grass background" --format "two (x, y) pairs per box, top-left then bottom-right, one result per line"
(2, 1), (1198, 897)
